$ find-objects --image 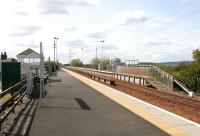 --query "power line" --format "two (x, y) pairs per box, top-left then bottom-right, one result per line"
(164, 0), (195, 18)
(132, 0), (198, 38)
